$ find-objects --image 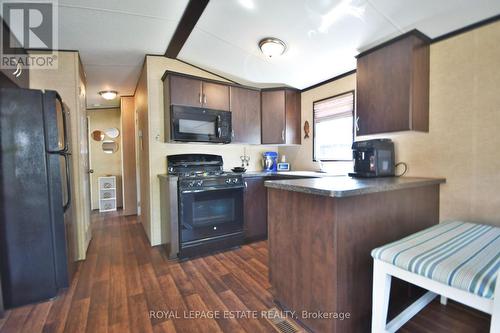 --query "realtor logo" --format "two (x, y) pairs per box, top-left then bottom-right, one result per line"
(1, 0), (58, 71)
